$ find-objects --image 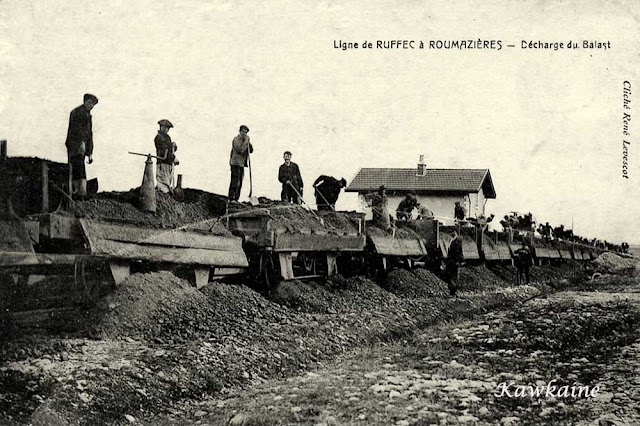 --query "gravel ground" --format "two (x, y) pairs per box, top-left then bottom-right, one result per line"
(189, 278), (640, 426)
(0, 266), (547, 425)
